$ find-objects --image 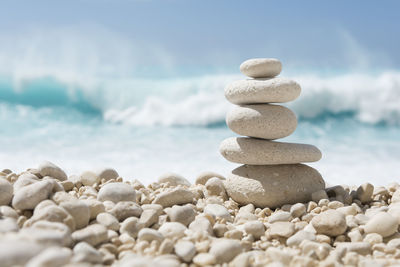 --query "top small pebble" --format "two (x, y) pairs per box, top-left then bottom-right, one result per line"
(240, 58), (282, 78)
